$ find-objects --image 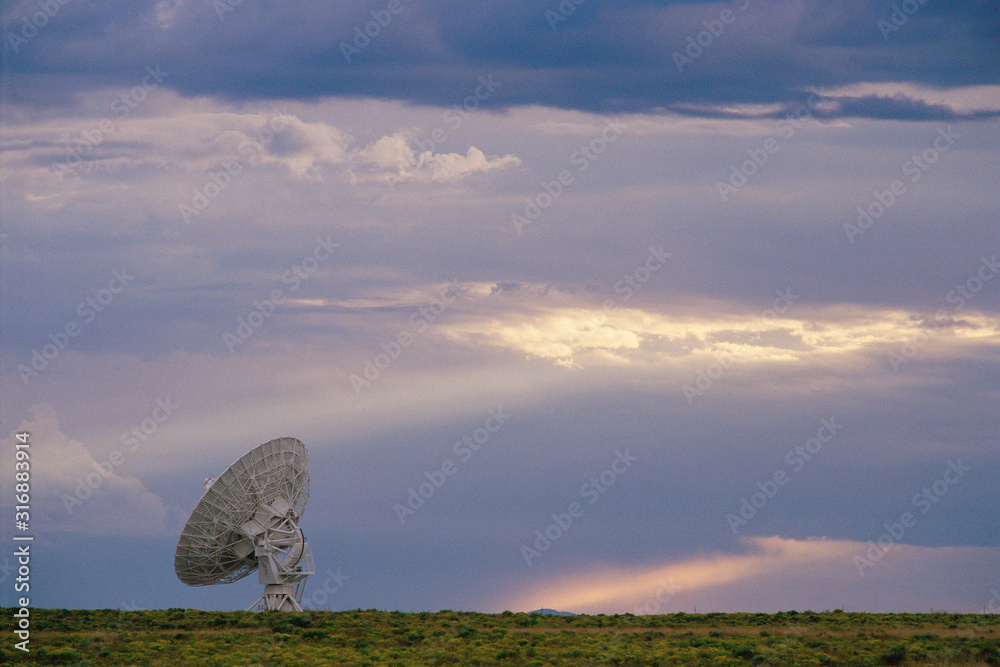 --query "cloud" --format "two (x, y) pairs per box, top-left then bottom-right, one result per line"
(668, 92), (1000, 123)
(504, 536), (857, 612)
(821, 83), (1000, 116)
(2, 0), (999, 617)
(2, 404), (174, 536)
(500, 535), (1000, 614)
(1, 93), (519, 190)
(4, 1), (998, 119)
(816, 94), (1000, 122)
(349, 132), (521, 184)
(442, 296), (1000, 370)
